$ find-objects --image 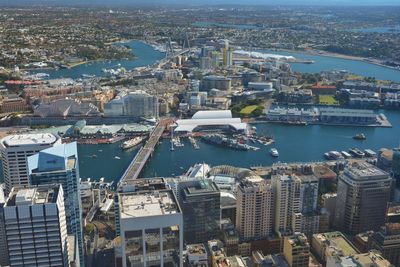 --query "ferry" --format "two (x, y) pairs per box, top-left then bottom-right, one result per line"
(364, 149), (377, 157)
(353, 133), (366, 140)
(270, 148), (279, 157)
(349, 148), (365, 158)
(324, 151), (344, 160)
(121, 136), (145, 150)
(341, 151), (352, 158)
